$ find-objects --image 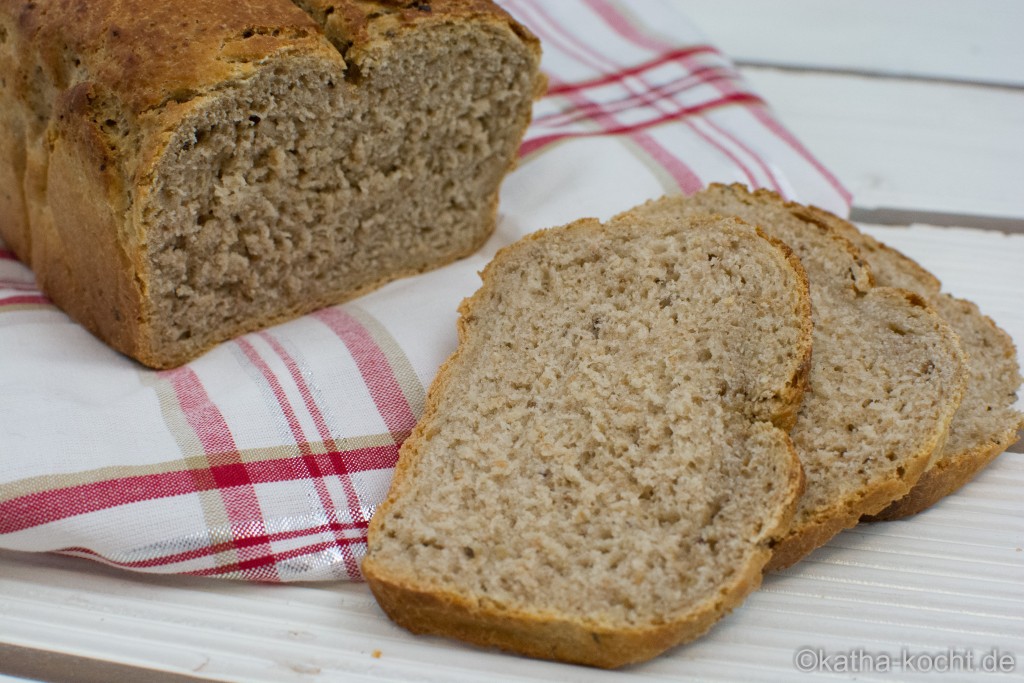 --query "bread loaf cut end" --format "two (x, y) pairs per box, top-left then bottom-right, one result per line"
(0, 0), (543, 368)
